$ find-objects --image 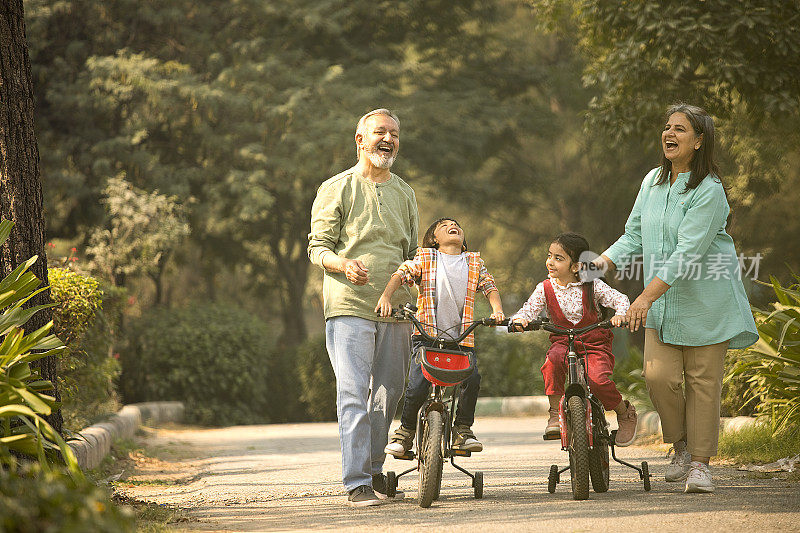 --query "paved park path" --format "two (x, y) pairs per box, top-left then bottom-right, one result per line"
(118, 416), (800, 532)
